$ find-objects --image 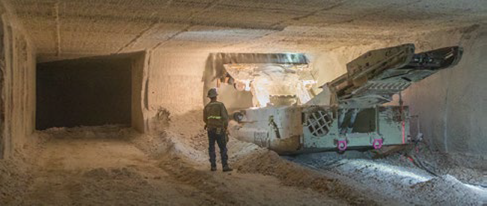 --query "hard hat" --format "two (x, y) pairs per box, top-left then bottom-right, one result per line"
(207, 88), (218, 98)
